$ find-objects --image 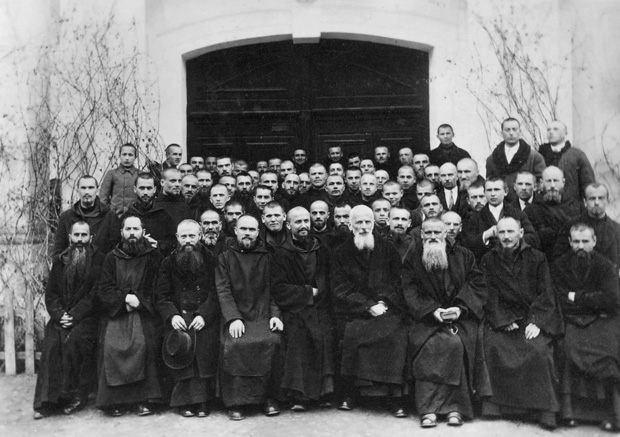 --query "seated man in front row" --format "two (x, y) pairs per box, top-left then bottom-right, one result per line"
(331, 205), (409, 418)
(34, 222), (105, 419)
(402, 218), (487, 428)
(215, 215), (284, 420)
(156, 219), (220, 418)
(551, 223), (620, 431)
(480, 216), (563, 429)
